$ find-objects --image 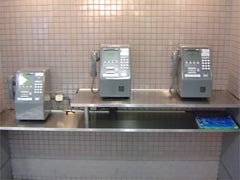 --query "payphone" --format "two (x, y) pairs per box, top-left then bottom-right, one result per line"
(170, 45), (212, 98)
(91, 45), (131, 98)
(13, 68), (51, 120)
